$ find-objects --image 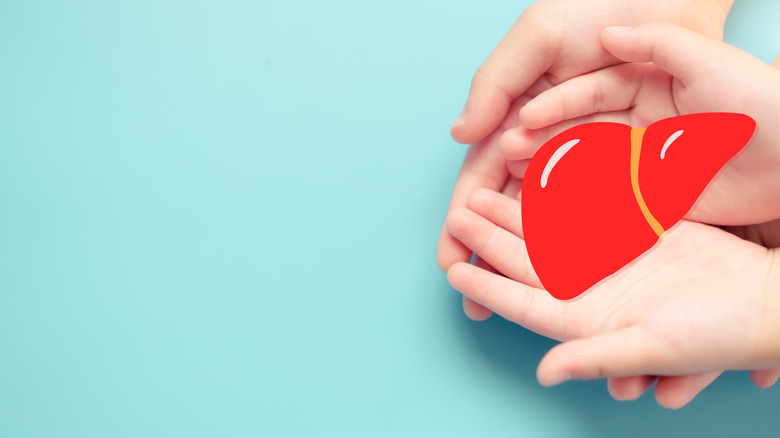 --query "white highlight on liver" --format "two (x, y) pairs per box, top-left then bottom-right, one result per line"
(660, 130), (684, 159)
(541, 139), (580, 188)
